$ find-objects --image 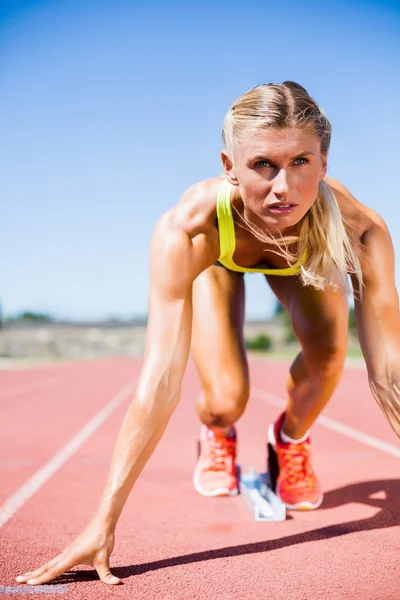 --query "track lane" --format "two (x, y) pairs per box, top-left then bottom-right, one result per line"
(0, 359), (142, 505)
(0, 358), (399, 599)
